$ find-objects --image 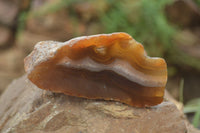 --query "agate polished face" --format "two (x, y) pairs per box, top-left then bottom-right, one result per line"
(24, 32), (167, 107)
